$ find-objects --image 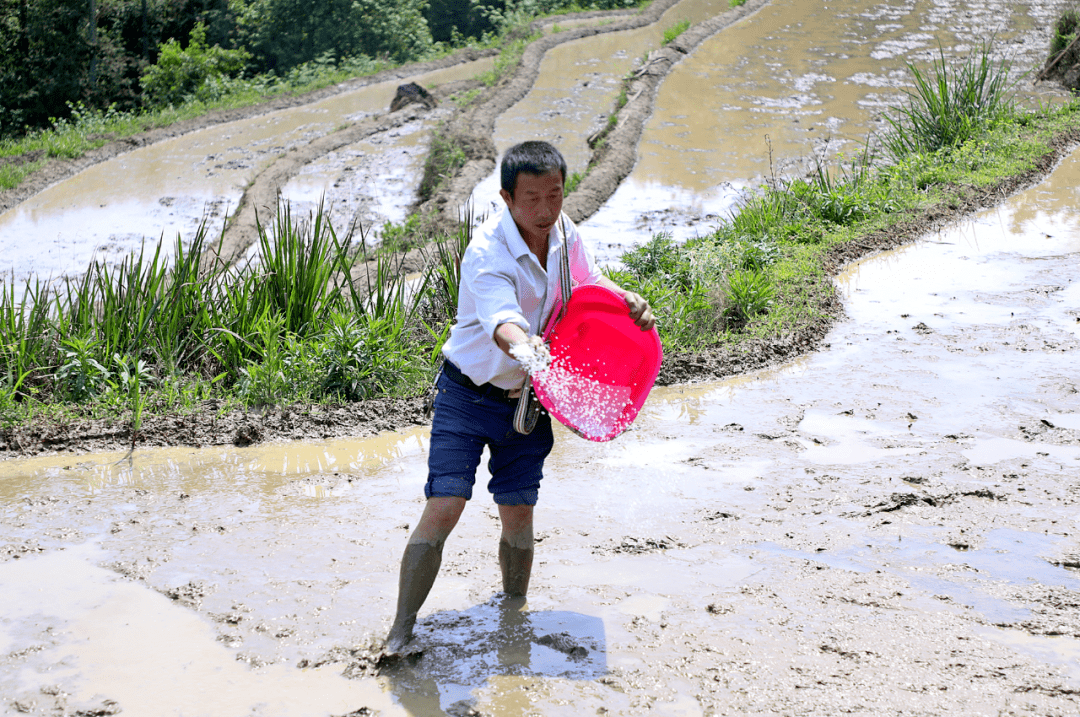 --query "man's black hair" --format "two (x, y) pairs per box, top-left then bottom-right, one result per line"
(500, 141), (567, 197)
